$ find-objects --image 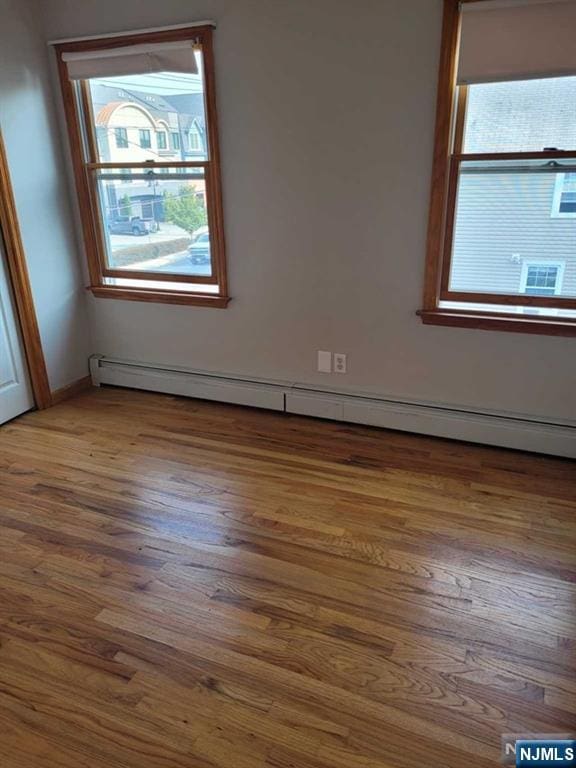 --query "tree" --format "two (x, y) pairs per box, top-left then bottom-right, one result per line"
(164, 185), (207, 234)
(118, 194), (132, 217)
